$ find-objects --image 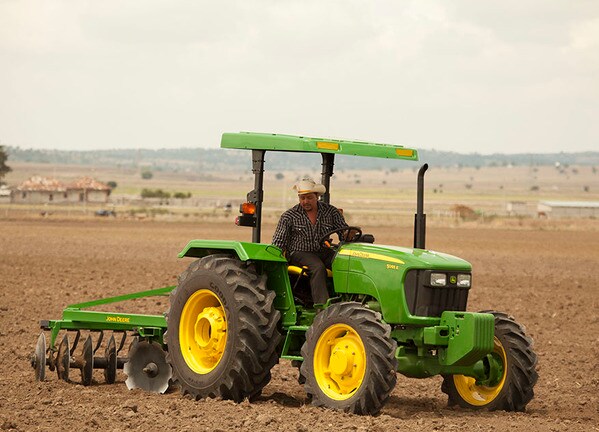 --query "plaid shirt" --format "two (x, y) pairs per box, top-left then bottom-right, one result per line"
(272, 201), (348, 254)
